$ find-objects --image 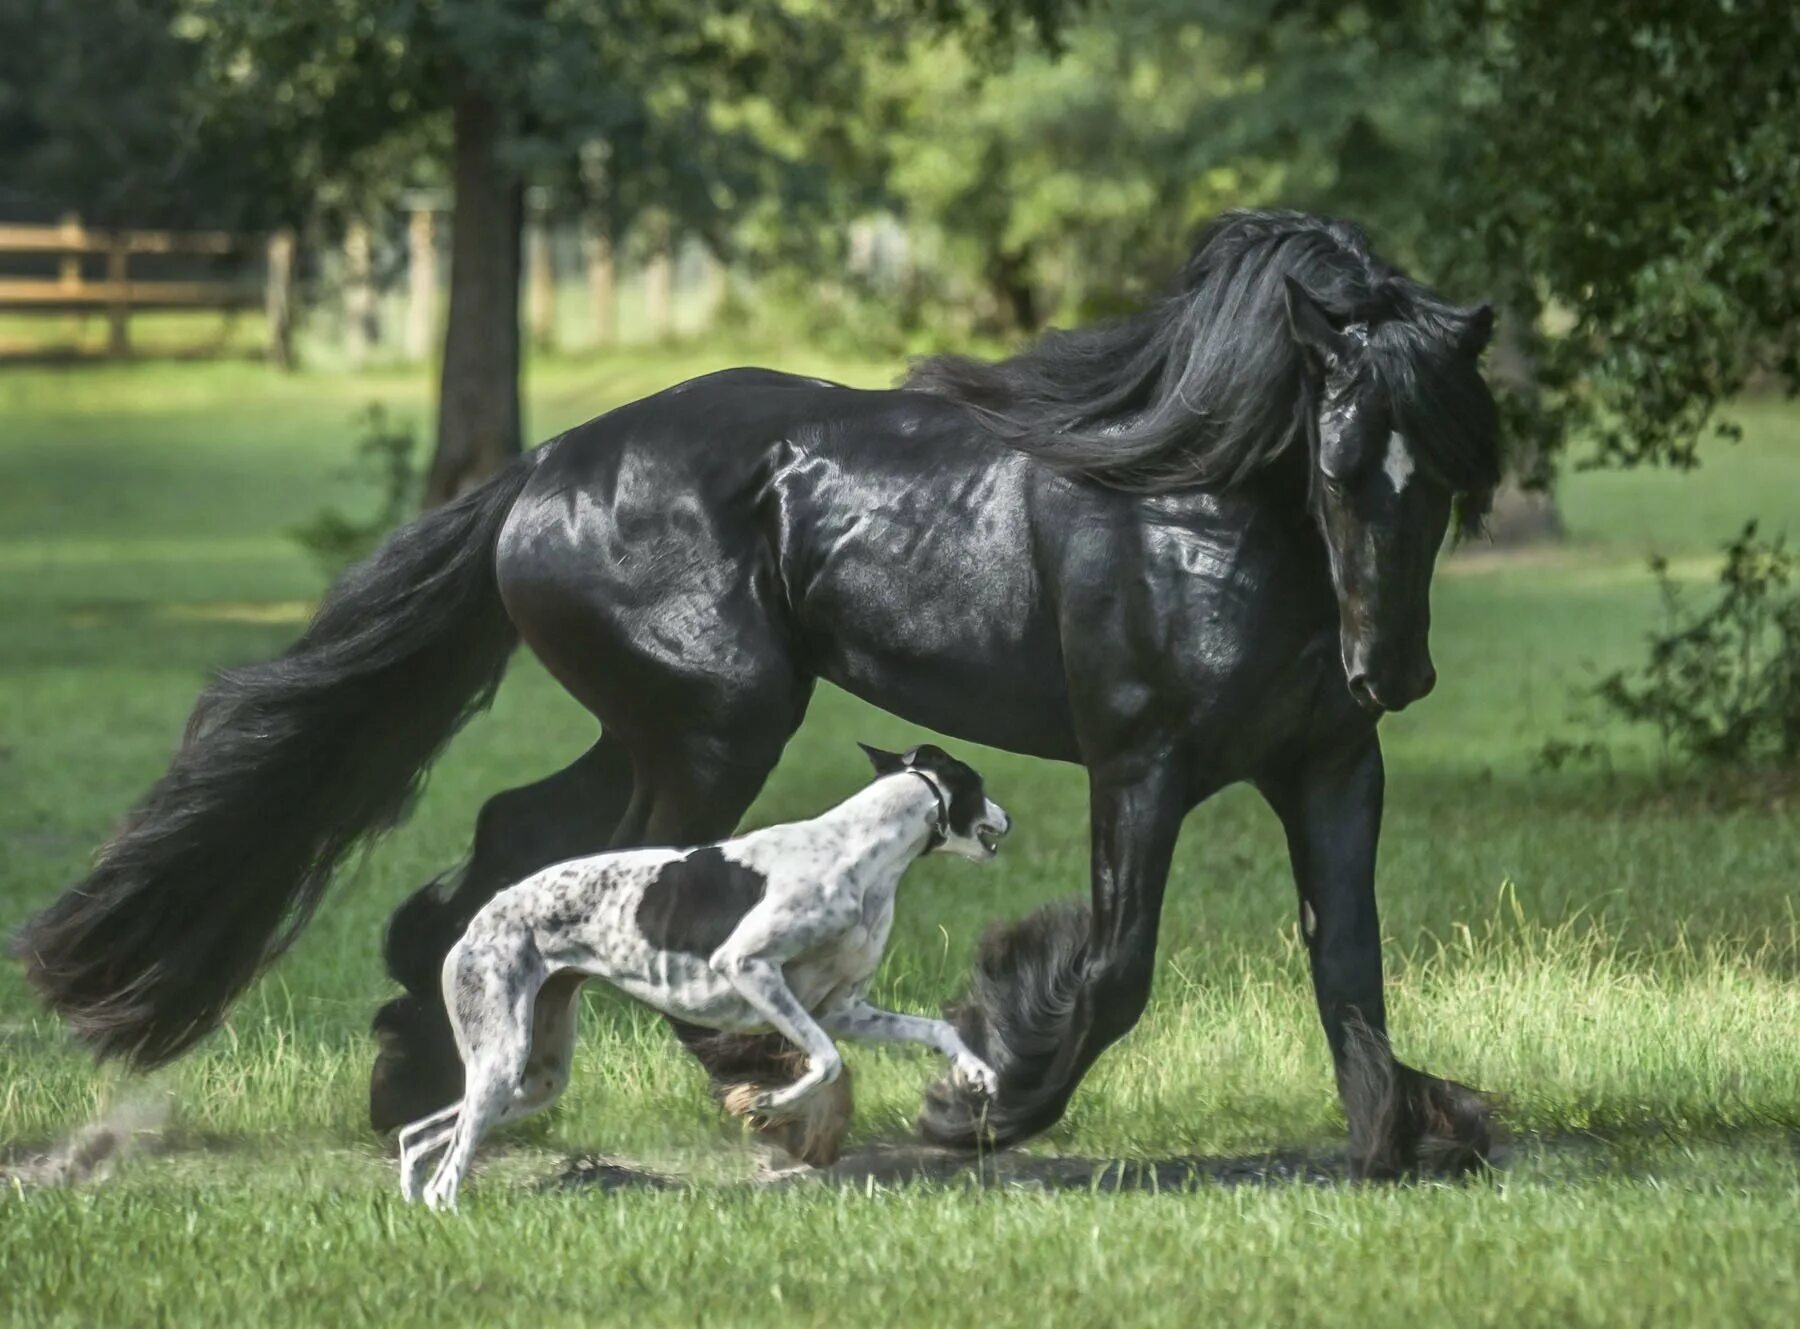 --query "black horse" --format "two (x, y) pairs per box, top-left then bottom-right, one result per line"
(18, 210), (1499, 1176)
